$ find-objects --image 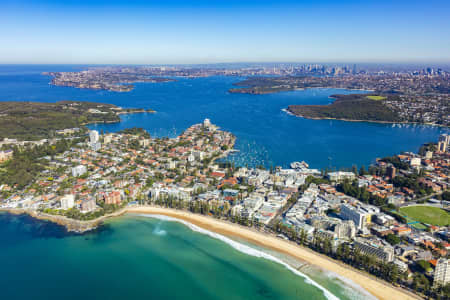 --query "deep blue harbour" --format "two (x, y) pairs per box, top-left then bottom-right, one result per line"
(0, 64), (447, 169)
